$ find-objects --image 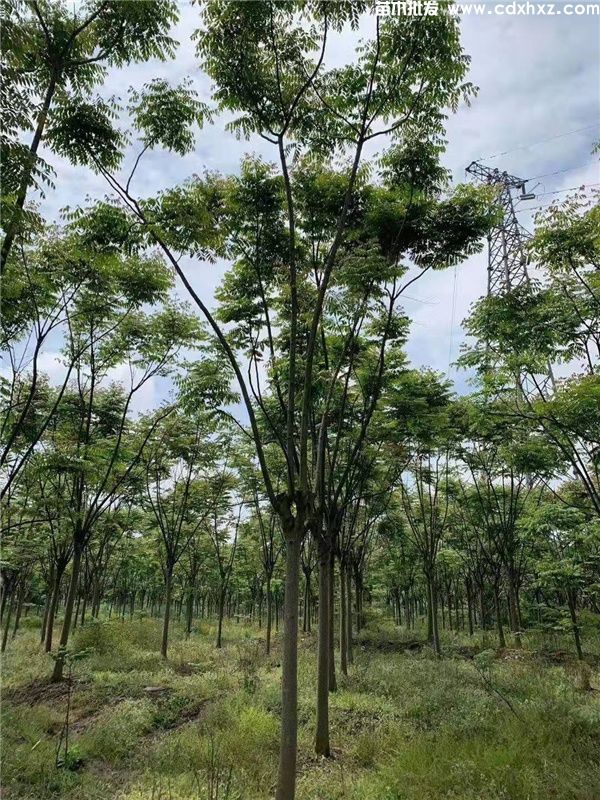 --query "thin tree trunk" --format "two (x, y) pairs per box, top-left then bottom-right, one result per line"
(354, 568), (363, 632)
(161, 568), (173, 659)
(1, 592), (15, 653)
(328, 551), (336, 693)
(479, 584), (488, 645)
(52, 546), (82, 681)
(12, 585), (24, 639)
(315, 541), (330, 757)
(508, 579), (522, 648)
(567, 589), (583, 660)
(92, 581), (101, 618)
(40, 567), (55, 645)
(0, 584), (8, 624)
(186, 587), (194, 639)
(302, 572), (309, 633)
(346, 561), (353, 665)
(80, 591), (88, 627)
(494, 582), (506, 649)
(430, 578), (441, 657)
(466, 578), (474, 637)
(216, 586), (225, 648)
(72, 588), (82, 631)
(426, 574), (434, 644)
(340, 560), (348, 677)
(455, 590), (460, 631)
(266, 575), (272, 655)
(306, 573), (312, 633)
(275, 530), (300, 800)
